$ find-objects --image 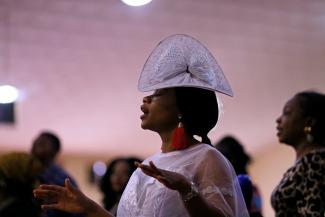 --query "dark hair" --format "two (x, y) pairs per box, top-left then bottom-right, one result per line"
(99, 157), (142, 211)
(40, 131), (61, 153)
(0, 152), (43, 199)
(214, 136), (251, 175)
(295, 91), (325, 145)
(174, 87), (218, 145)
